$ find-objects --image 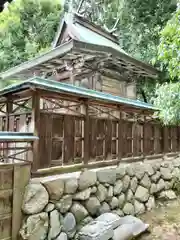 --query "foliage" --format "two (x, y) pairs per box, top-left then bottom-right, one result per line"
(0, 0), (61, 73)
(153, 82), (180, 125)
(158, 7), (180, 79)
